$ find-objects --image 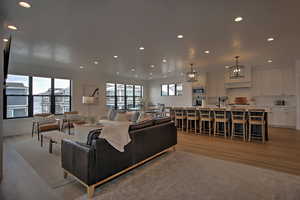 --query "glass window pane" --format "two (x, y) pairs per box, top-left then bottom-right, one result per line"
(116, 84), (125, 96)
(54, 79), (70, 95)
(134, 85), (141, 96)
(176, 83), (183, 96)
(33, 96), (51, 114)
(6, 74), (29, 95)
(161, 84), (168, 96)
(106, 83), (115, 96)
(106, 97), (115, 108)
(169, 84), (175, 96)
(6, 96), (28, 118)
(117, 96), (125, 109)
(126, 85), (134, 96)
(55, 96), (70, 114)
(126, 97), (134, 109)
(33, 77), (51, 95)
